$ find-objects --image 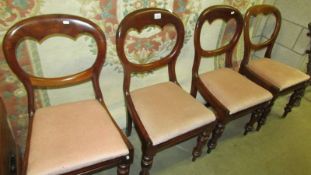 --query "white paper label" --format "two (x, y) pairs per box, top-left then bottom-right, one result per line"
(63, 20), (70, 24)
(154, 13), (161, 20)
